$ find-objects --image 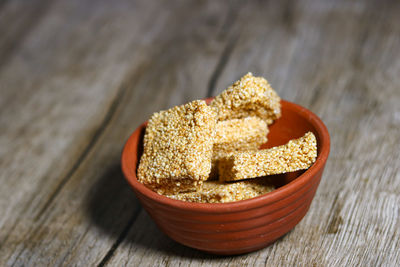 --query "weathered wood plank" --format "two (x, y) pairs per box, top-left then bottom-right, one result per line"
(0, 0), (399, 266)
(0, 0), (167, 258)
(218, 0), (400, 266)
(0, 0), (194, 261)
(0, 0), (53, 72)
(0, 0), (240, 266)
(108, 0), (400, 266)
